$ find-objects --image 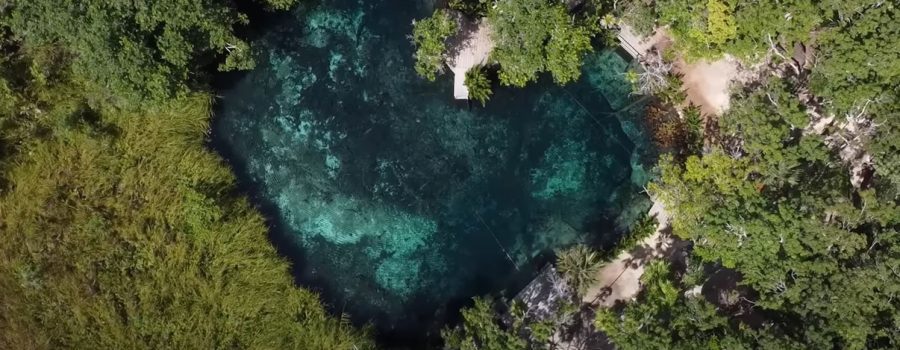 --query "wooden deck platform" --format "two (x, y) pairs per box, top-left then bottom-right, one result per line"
(446, 19), (494, 100)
